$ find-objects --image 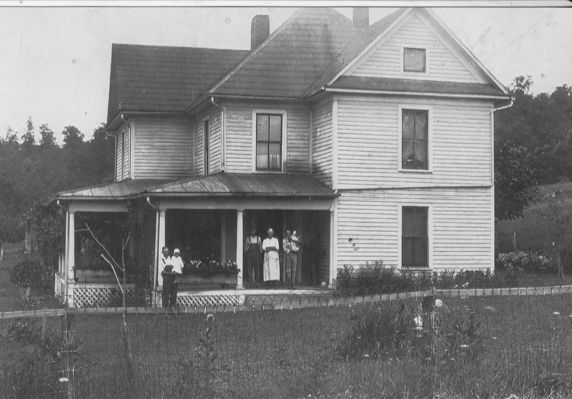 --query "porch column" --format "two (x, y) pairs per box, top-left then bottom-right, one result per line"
(156, 209), (166, 288)
(67, 211), (75, 281)
(236, 209), (244, 289)
(220, 212), (227, 263)
(329, 205), (337, 287)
